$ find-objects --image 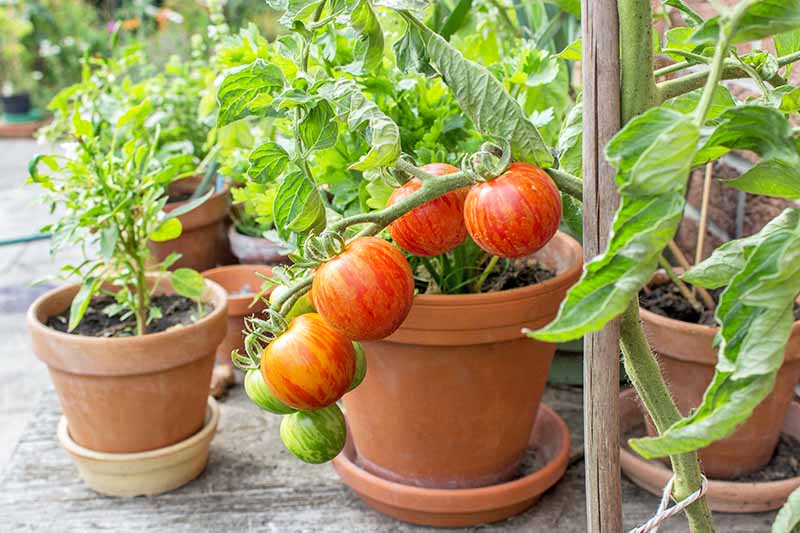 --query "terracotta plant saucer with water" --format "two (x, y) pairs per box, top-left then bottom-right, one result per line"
(619, 388), (800, 513)
(332, 403), (570, 528)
